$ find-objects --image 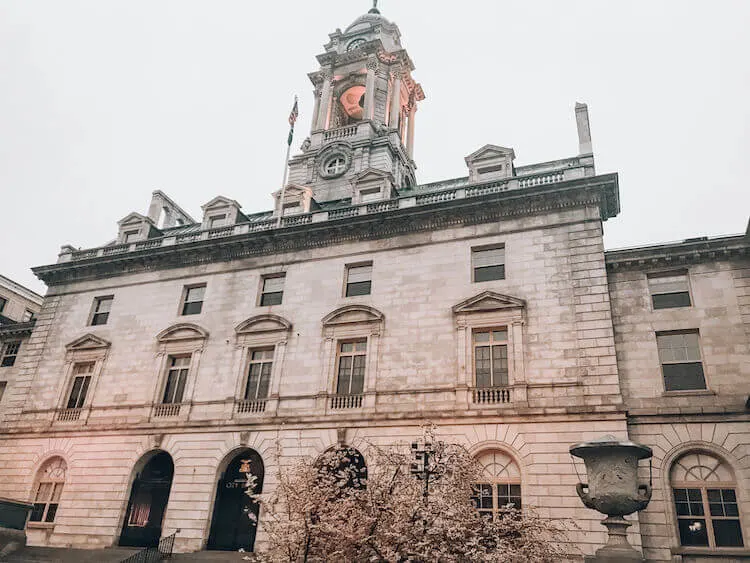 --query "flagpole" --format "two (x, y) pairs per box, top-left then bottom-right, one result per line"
(277, 95), (298, 228)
